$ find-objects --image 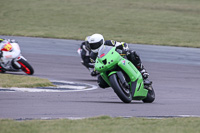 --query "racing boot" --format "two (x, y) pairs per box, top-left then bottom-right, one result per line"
(137, 64), (149, 79)
(140, 66), (149, 79)
(127, 50), (149, 79)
